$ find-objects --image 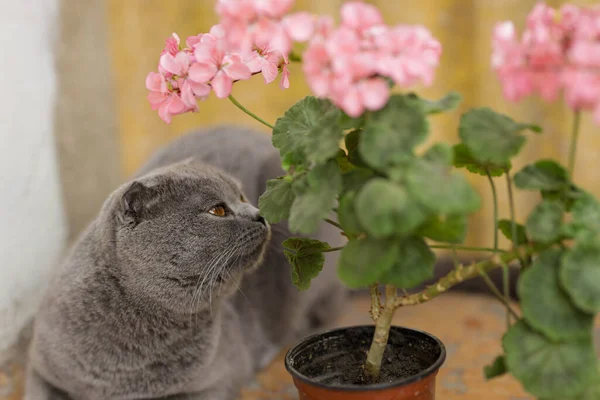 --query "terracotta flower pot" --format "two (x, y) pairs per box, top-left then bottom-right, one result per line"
(285, 325), (446, 400)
